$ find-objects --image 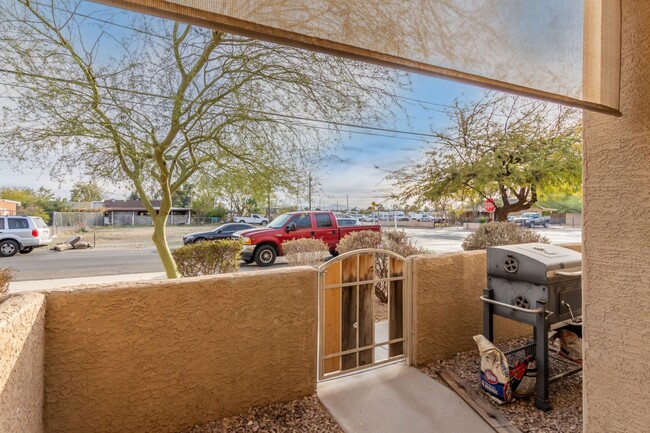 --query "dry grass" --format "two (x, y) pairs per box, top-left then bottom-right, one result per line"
(0, 268), (13, 295)
(53, 225), (216, 249)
